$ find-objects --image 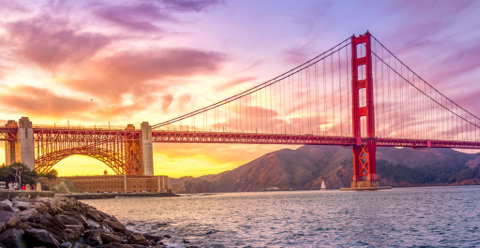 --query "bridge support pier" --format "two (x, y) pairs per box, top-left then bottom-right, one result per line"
(140, 122), (154, 176)
(4, 117), (35, 170)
